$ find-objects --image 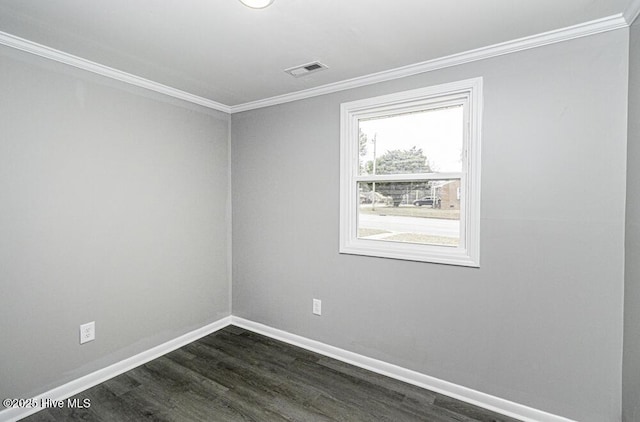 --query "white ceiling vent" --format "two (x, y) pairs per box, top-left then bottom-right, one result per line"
(285, 61), (328, 77)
